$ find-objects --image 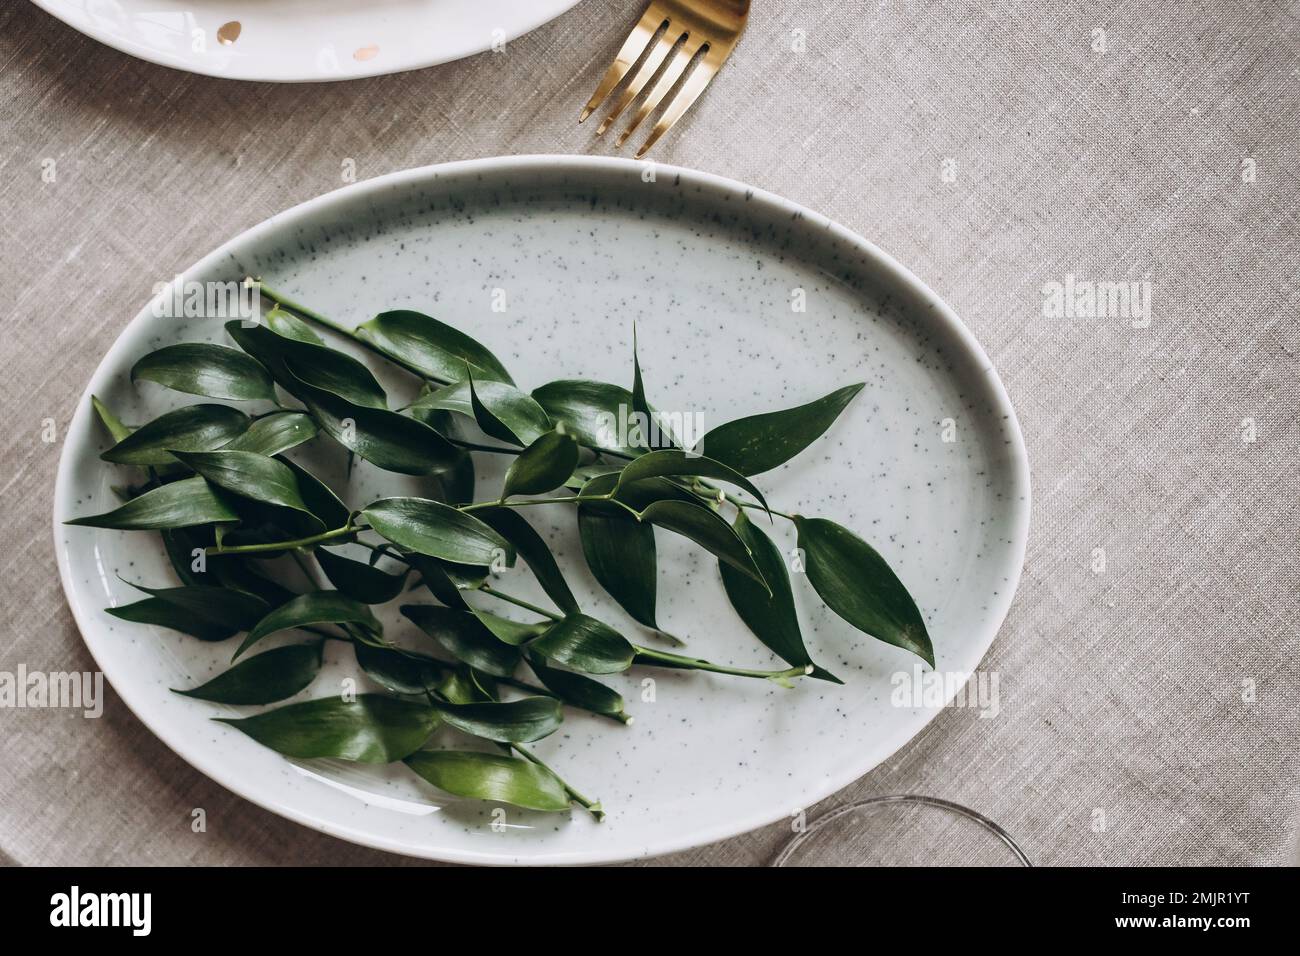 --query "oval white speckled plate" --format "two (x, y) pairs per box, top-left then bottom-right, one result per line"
(53, 156), (1030, 864)
(31, 0), (582, 82)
